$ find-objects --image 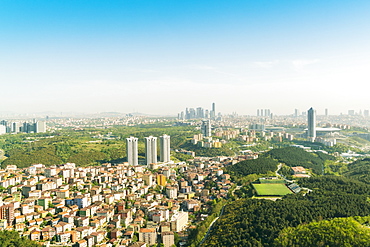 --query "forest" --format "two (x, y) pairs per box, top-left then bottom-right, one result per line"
(264, 147), (335, 174)
(226, 157), (278, 178)
(202, 175), (370, 246)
